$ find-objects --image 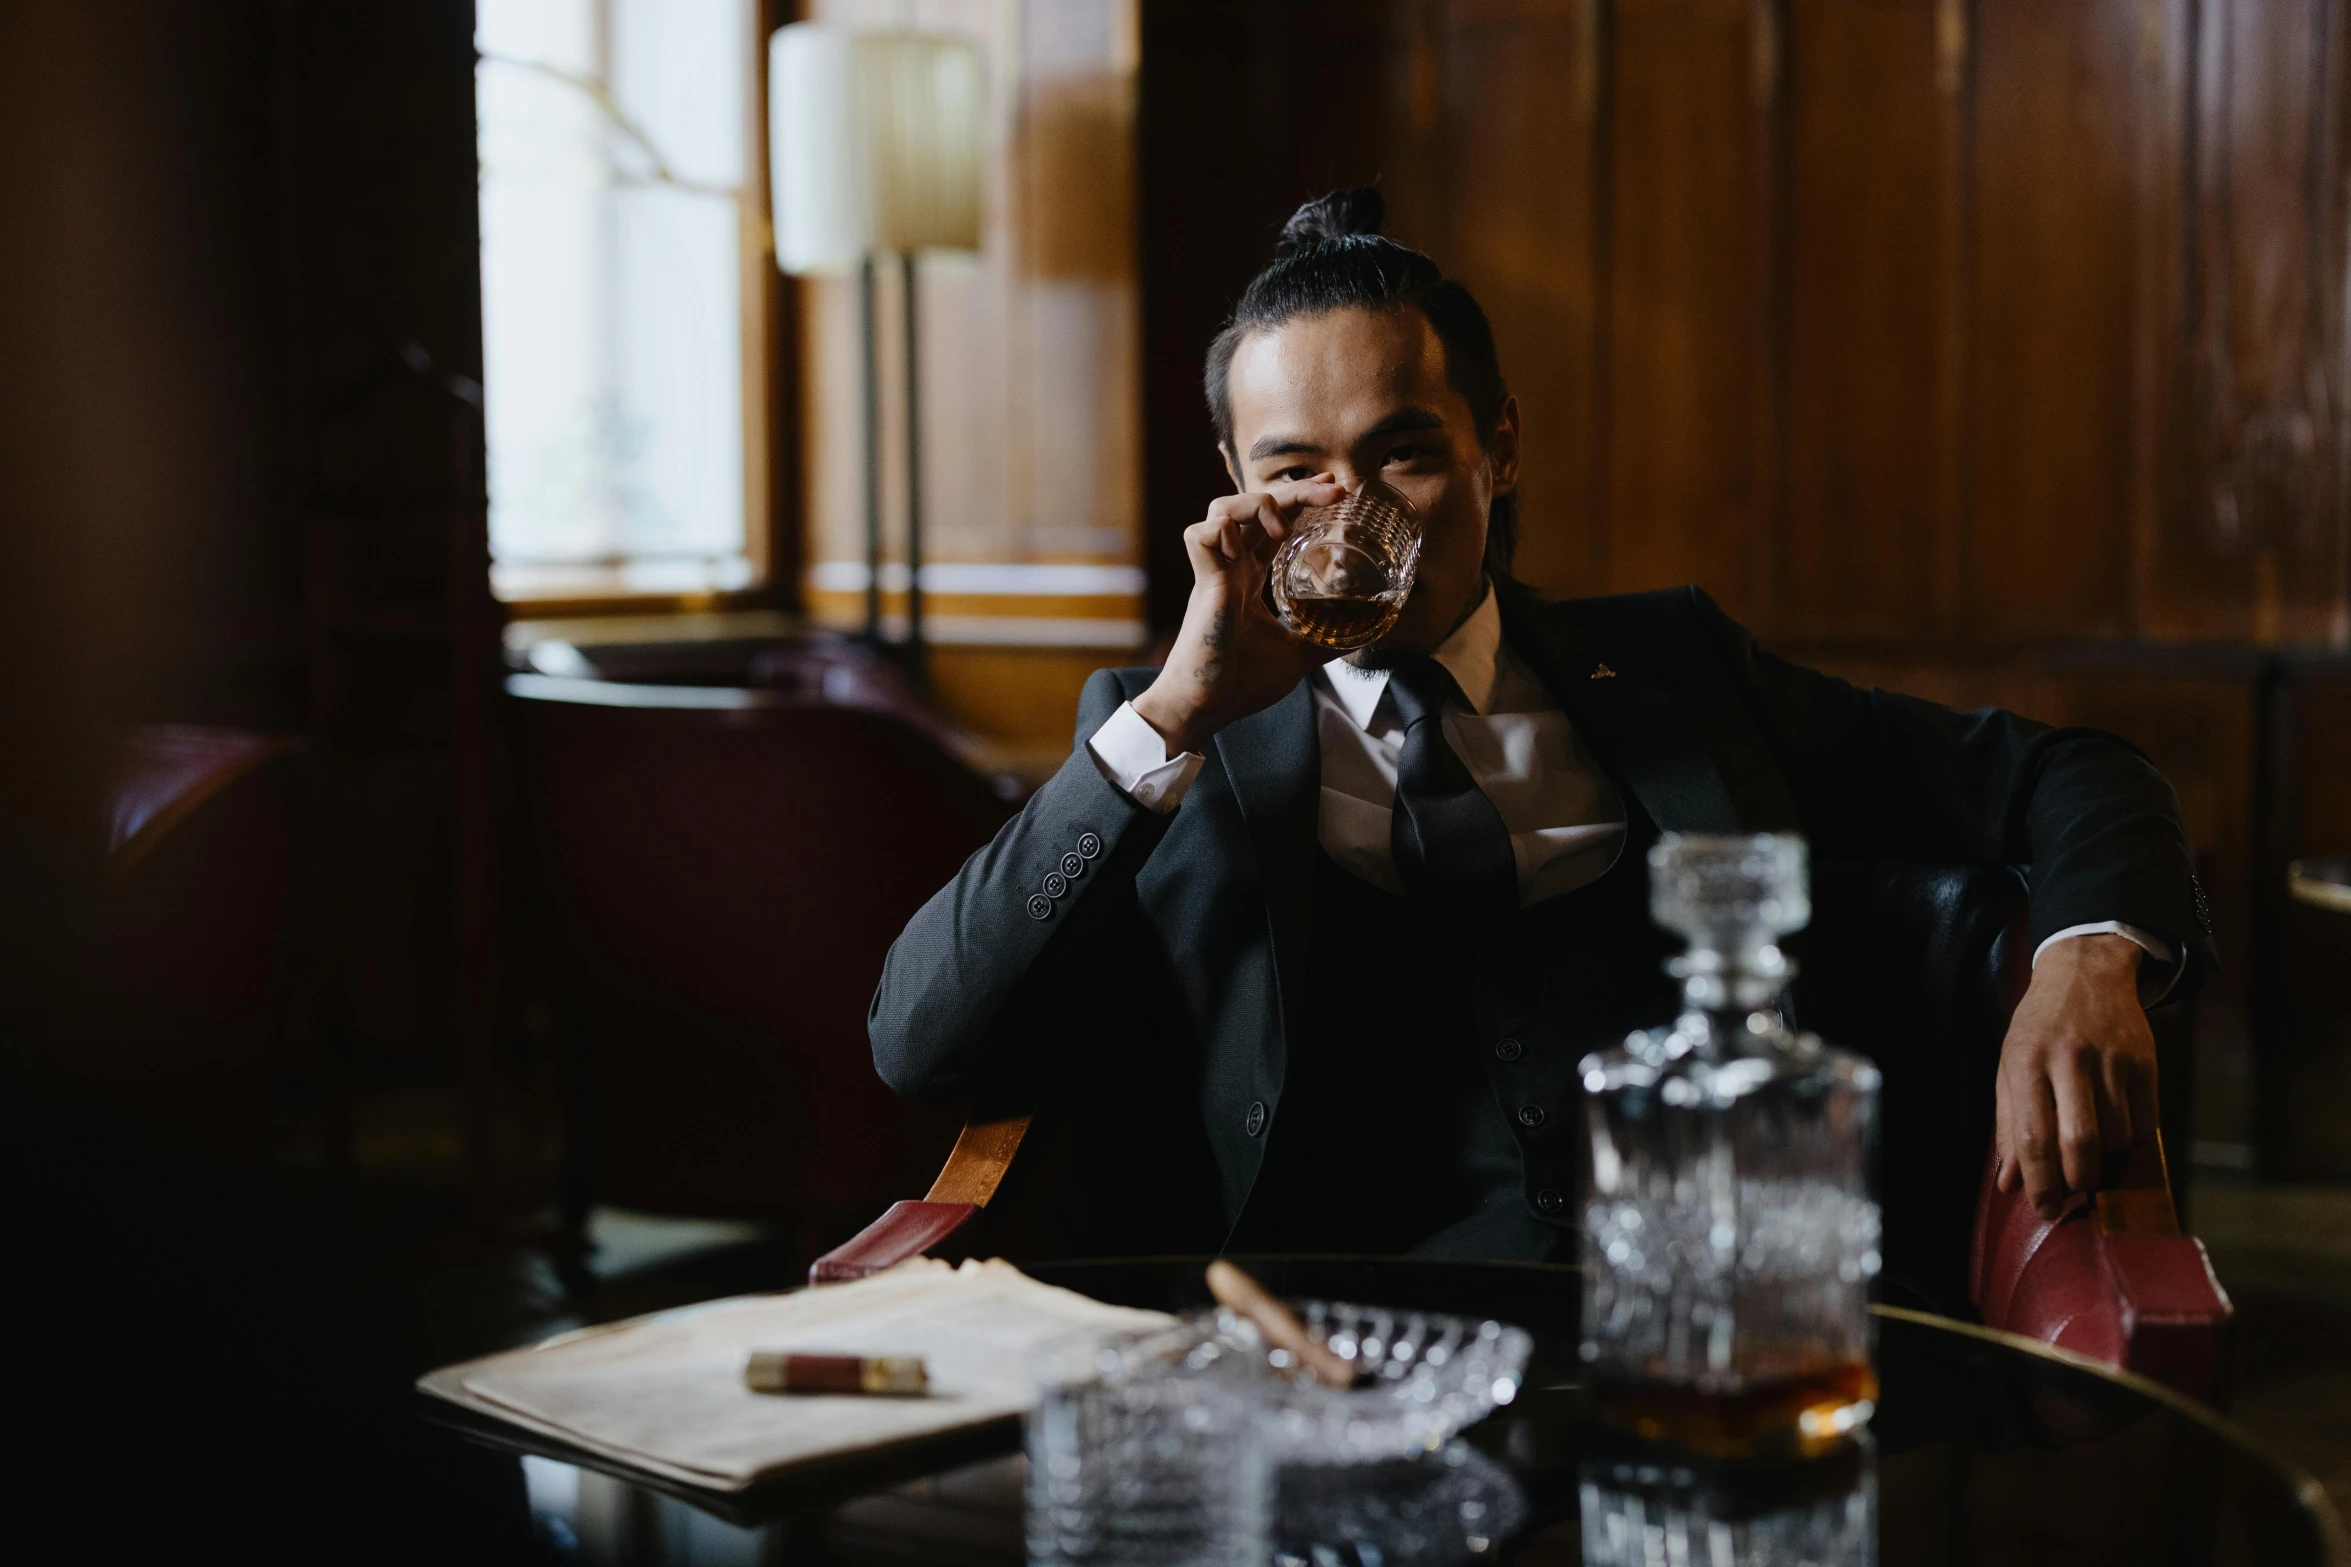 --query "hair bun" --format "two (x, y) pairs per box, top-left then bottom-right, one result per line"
(1276, 187), (1386, 256)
